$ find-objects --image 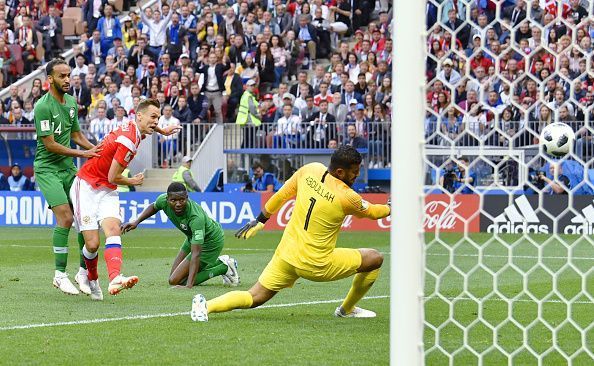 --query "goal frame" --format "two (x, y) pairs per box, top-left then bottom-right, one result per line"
(391, 0), (426, 364)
